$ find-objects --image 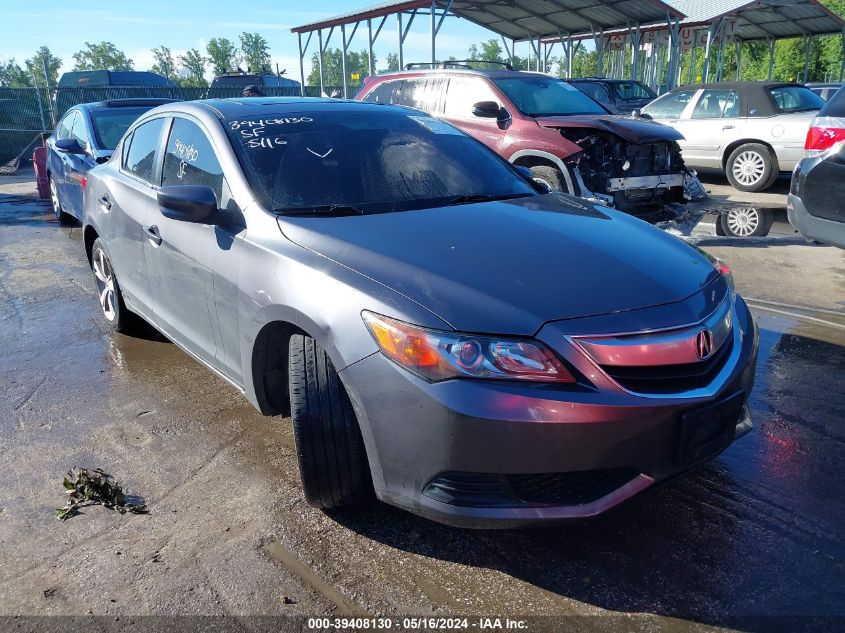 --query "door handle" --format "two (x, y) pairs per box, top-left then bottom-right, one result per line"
(722, 125), (735, 130)
(97, 194), (111, 210)
(143, 224), (162, 246)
